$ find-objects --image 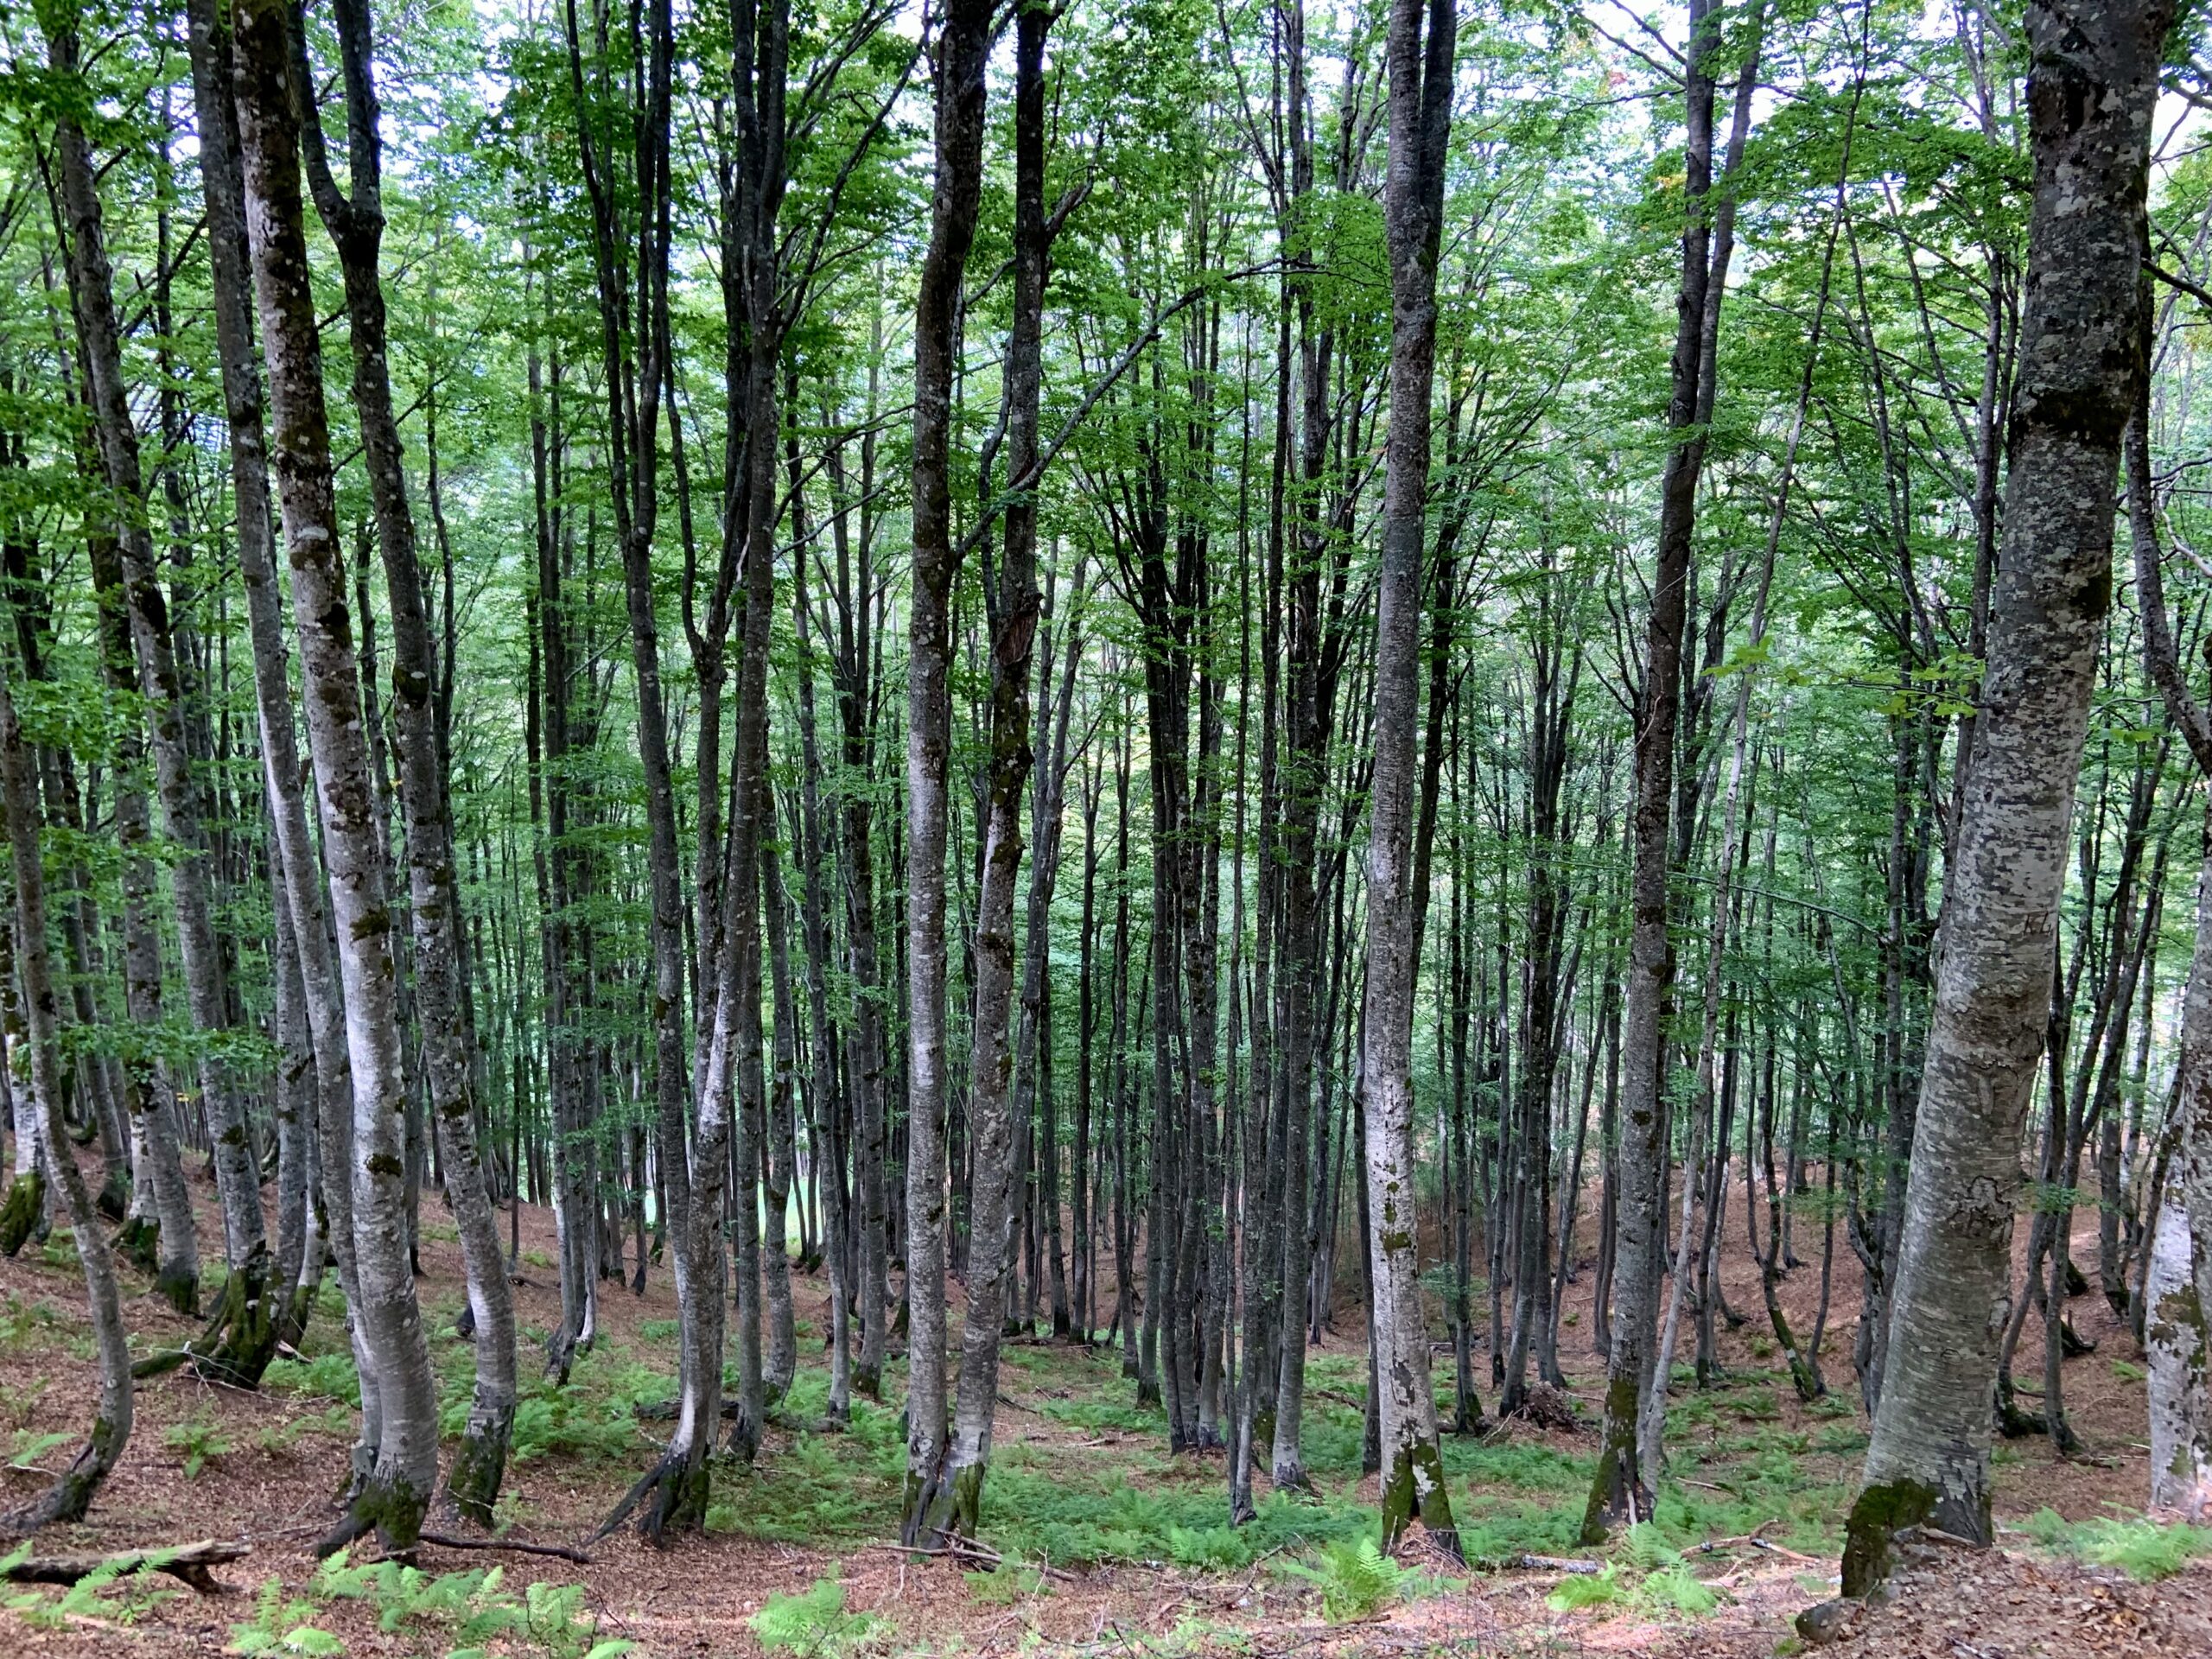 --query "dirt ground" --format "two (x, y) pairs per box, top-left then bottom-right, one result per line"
(0, 1149), (2200, 1656)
